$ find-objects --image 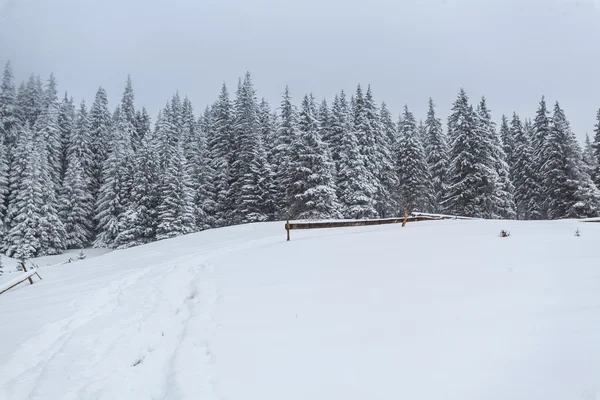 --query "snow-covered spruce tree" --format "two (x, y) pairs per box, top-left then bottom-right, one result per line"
(58, 101), (94, 247)
(271, 86), (299, 218)
(0, 140), (9, 244)
(288, 94), (342, 219)
(5, 123), (42, 259)
(134, 107), (151, 145)
(57, 93), (75, 184)
(351, 85), (379, 215)
(181, 98), (214, 230)
(443, 89), (497, 218)
(69, 101), (93, 180)
(36, 132), (67, 256)
(476, 98), (515, 219)
(512, 116), (542, 219)
(542, 102), (600, 218)
(336, 114), (378, 219)
(36, 74), (63, 195)
(114, 131), (161, 248)
(424, 98), (449, 213)
(531, 96), (551, 218)
(396, 105), (434, 213)
(88, 87), (112, 209)
(499, 115), (515, 173)
(156, 139), (196, 240)
(16, 75), (44, 128)
(228, 73), (270, 224)
(592, 109), (600, 188)
(365, 88), (396, 218)
(94, 108), (135, 248)
(326, 91), (351, 171)
(582, 133), (596, 177)
(120, 75), (139, 151)
(207, 84), (234, 226)
(0, 61), (19, 165)
(380, 102), (397, 154)
(257, 98), (278, 220)
(59, 155), (93, 248)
